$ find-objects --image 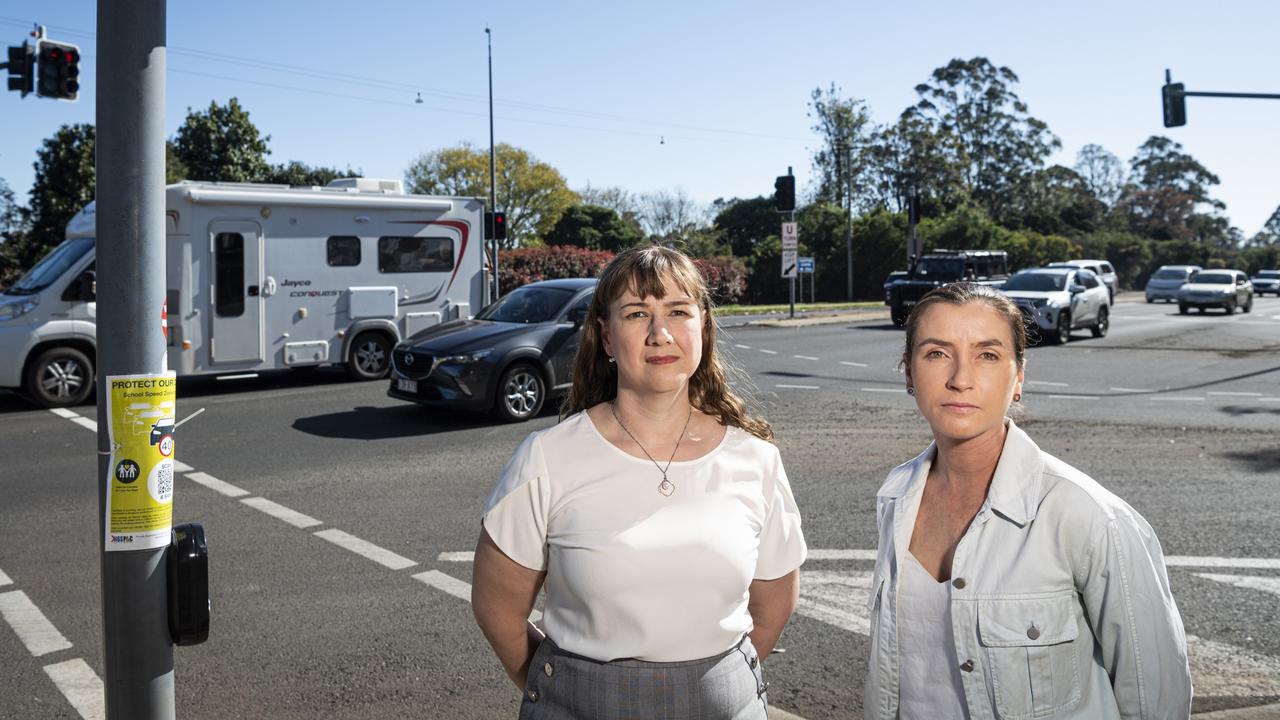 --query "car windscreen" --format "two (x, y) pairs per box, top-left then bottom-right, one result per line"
(912, 257), (963, 277)
(6, 237), (95, 296)
(1194, 273), (1233, 285)
(1256, 271), (1280, 279)
(477, 286), (575, 324)
(1153, 269), (1189, 280)
(1002, 273), (1066, 292)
